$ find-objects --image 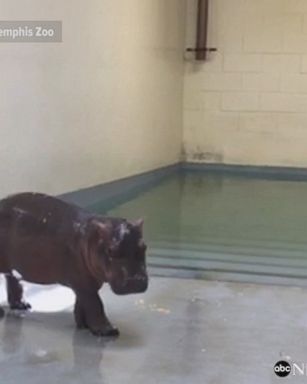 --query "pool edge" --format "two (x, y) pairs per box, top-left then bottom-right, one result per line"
(58, 163), (180, 208)
(183, 162), (307, 181)
(59, 161), (307, 208)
